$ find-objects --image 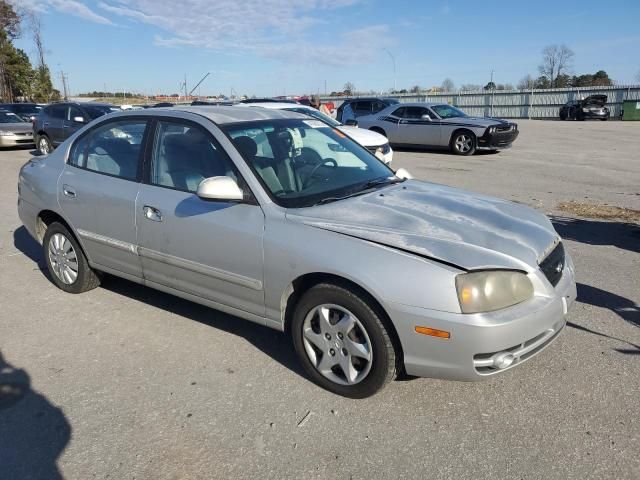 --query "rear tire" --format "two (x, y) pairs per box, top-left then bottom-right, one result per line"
(559, 112), (567, 120)
(370, 127), (387, 138)
(450, 130), (476, 155)
(37, 134), (52, 155)
(43, 222), (100, 294)
(291, 283), (397, 398)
